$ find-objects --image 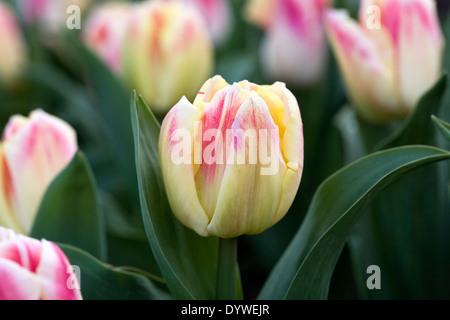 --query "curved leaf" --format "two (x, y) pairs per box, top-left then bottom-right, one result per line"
(31, 152), (107, 260)
(131, 93), (219, 300)
(258, 145), (450, 300)
(59, 244), (169, 300)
